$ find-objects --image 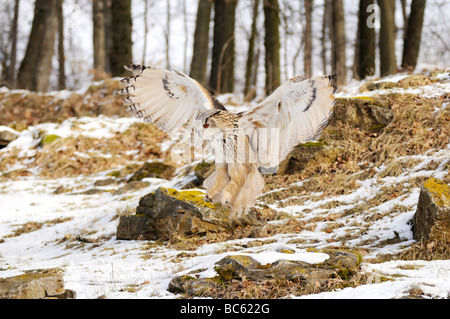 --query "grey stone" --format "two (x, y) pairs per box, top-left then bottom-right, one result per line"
(128, 162), (175, 181)
(413, 178), (450, 242)
(0, 268), (75, 299)
(169, 250), (363, 297)
(0, 128), (19, 148)
(116, 187), (260, 241)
